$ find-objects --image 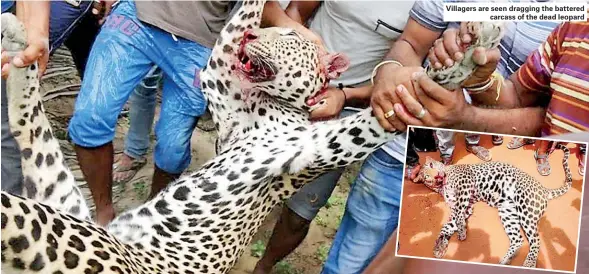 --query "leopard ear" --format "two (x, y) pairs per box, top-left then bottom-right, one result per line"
(425, 156), (433, 164)
(321, 52), (350, 80)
